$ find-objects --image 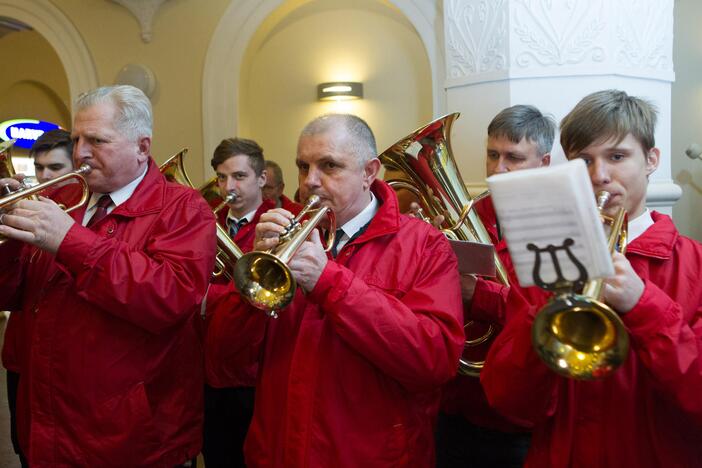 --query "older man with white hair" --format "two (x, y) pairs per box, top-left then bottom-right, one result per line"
(0, 85), (216, 466)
